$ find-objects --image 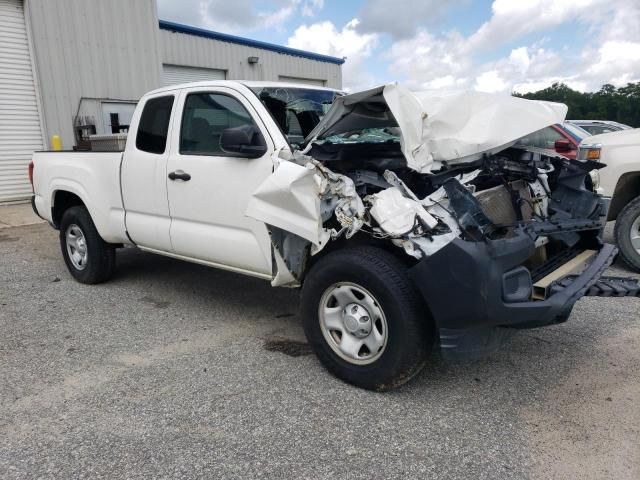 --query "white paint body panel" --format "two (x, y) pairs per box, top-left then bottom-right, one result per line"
(165, 86), (275, 275)
(581, 129), (640, 198)
(32, 81), (292, 278)
(31, 151), (128, 244)
(369, 187), (438, 235)
(246, 161), (323, 245)
(120, 89), (179, 252)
